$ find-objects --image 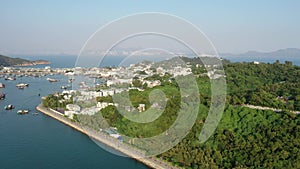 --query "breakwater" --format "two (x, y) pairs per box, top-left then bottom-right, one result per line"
(36, 104), (178, 169)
